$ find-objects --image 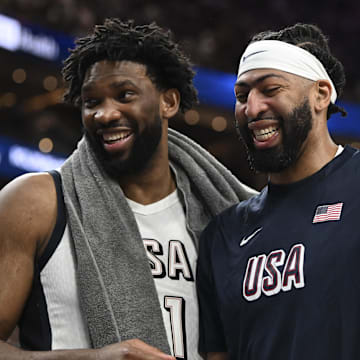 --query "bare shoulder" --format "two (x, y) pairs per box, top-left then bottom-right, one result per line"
(0, 171), (56, 201)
